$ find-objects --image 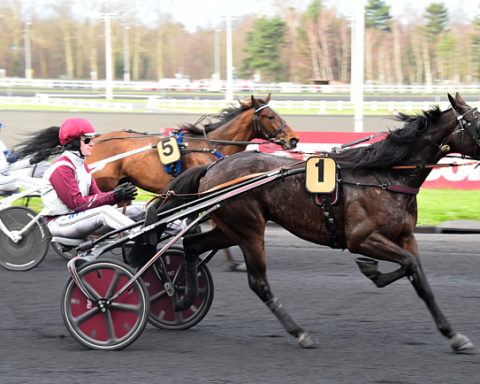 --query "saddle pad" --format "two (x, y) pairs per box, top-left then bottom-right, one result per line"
(314, 187), (339, 206)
